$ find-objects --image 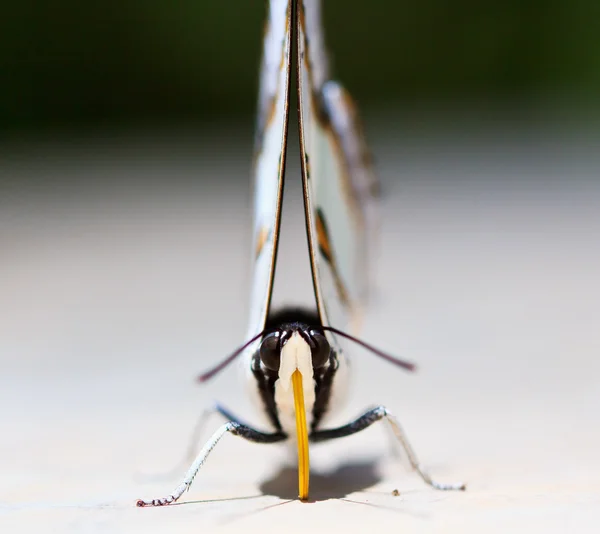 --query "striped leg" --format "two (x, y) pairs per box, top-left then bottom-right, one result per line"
(136, 422), (286, 507)
(310, 406), (466, 491)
